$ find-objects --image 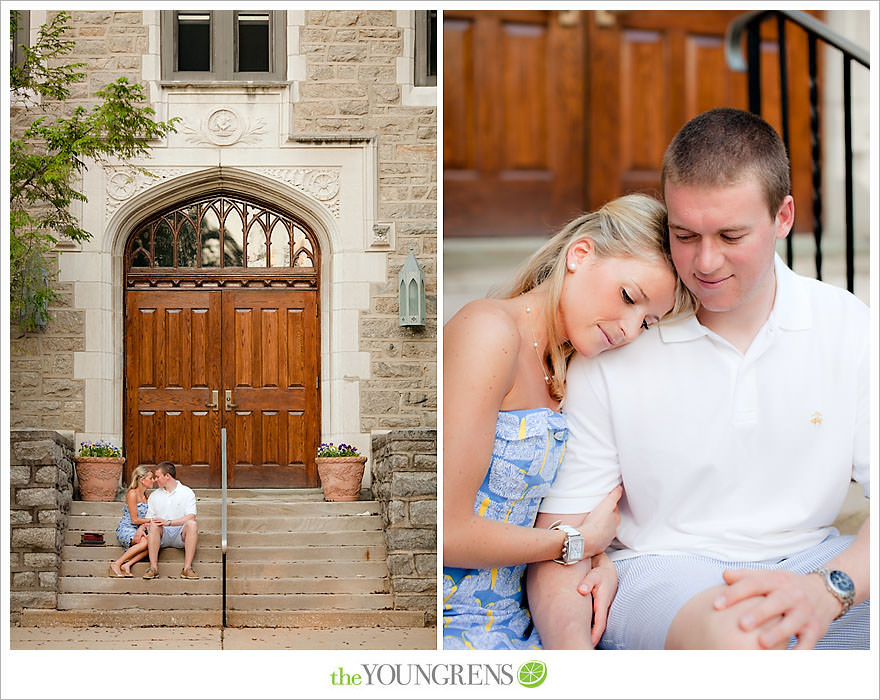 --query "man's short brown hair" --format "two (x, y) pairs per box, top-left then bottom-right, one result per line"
(661, 108), (791, 219)
(155, 461), (176, 479)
